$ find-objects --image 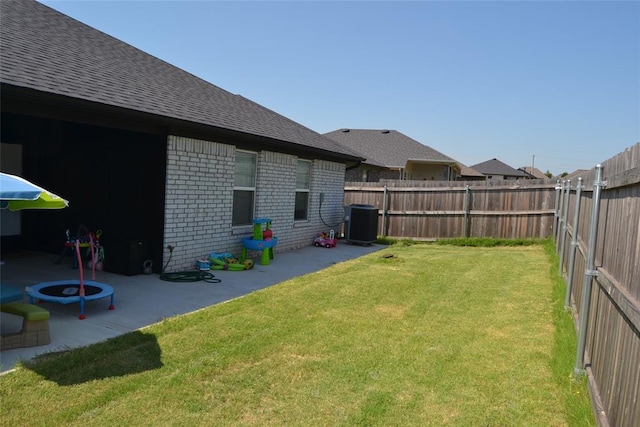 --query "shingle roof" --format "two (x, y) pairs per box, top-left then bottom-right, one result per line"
(519, 166), (547, 179)
(470, 158), (530, 178)
(0, 0), (361, 160)
(323, 129), (456, 168)
(457, 163), (486, 178)
(560, 169), (590, 181)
